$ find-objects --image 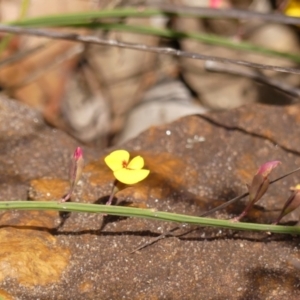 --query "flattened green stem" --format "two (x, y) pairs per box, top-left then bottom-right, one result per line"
(9, 16), (300, 63)
(8, 6), (300, 27)
(8, 9), (164, 27)
(78, 23), (300, 63)
(0, 201), (300, 235)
